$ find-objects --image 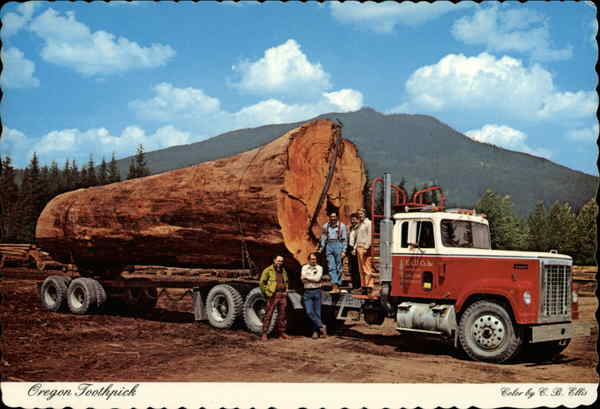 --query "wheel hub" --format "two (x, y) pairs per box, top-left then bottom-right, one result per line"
(472, 313), (506, 350)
